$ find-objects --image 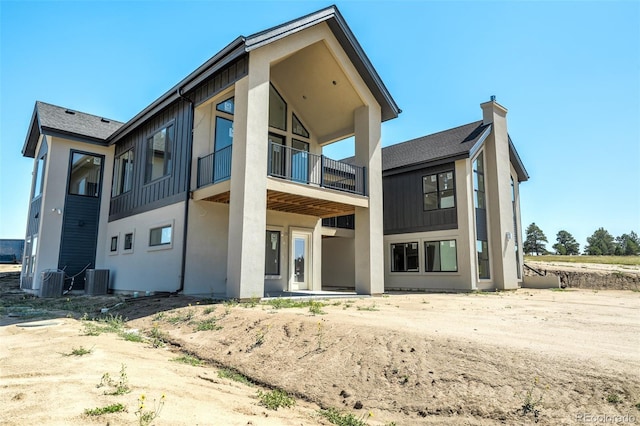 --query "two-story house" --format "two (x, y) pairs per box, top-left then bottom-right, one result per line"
(19, 6), (400, 298)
